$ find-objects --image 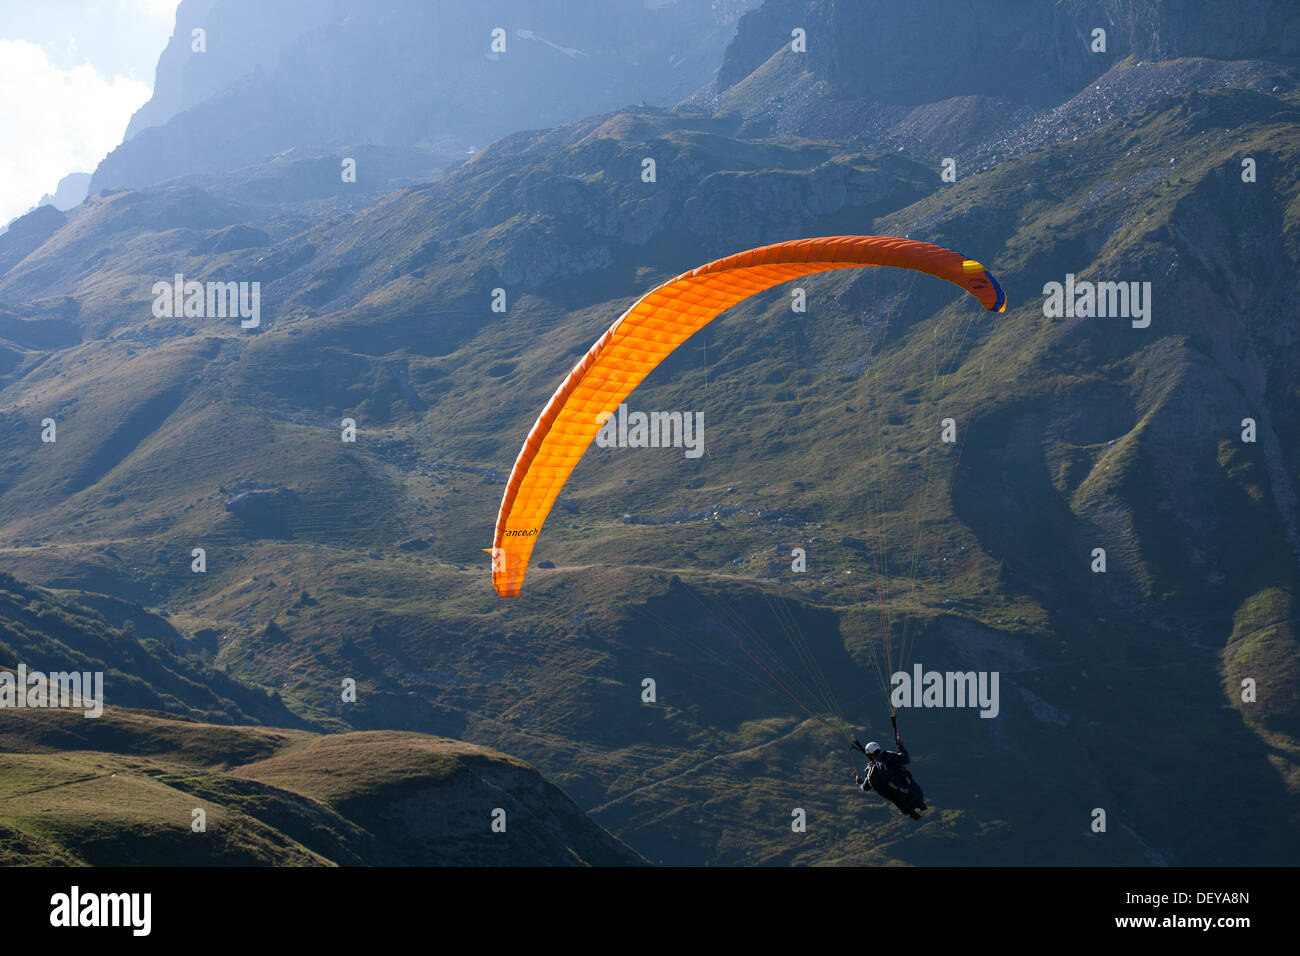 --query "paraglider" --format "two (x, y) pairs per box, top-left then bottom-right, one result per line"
(489, 235), (1006, 597)
(854, 733), (928, 820)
